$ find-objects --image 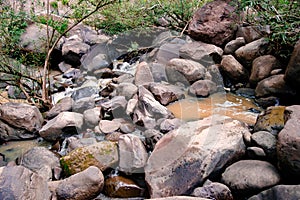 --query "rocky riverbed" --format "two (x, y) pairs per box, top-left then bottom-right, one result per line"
(1, 0), (300, 199)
